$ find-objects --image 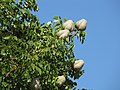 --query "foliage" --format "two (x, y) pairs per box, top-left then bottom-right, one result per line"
(0, 0), (87, 90)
